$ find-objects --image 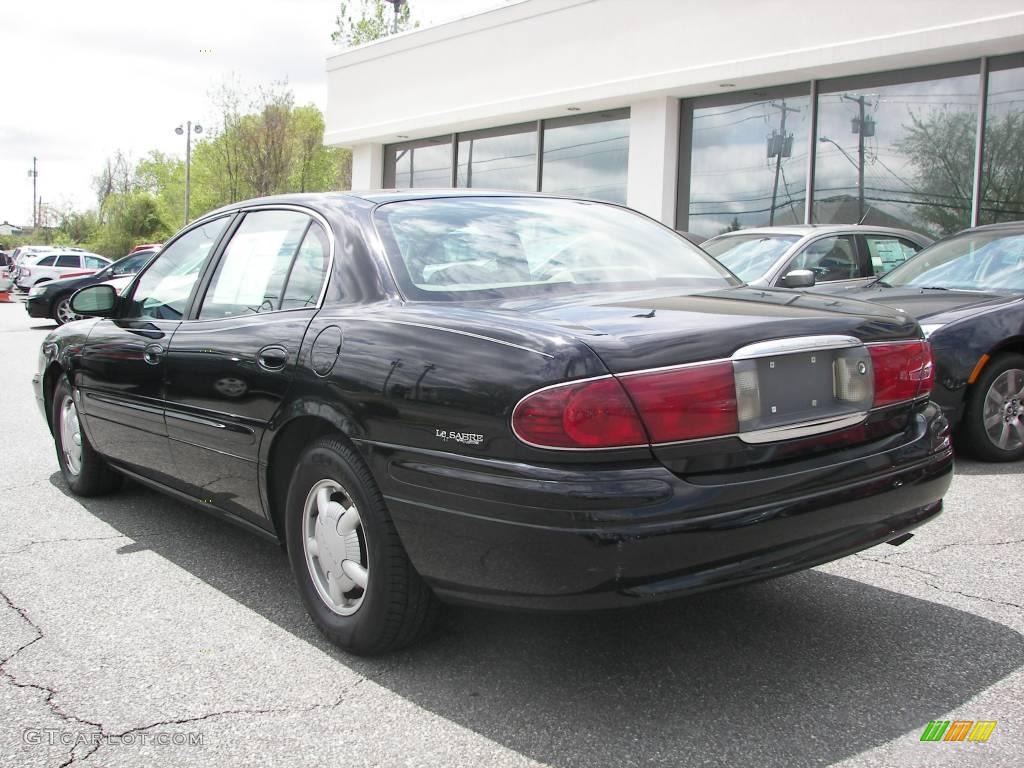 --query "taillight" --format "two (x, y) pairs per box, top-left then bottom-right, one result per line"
(869, 340), (934, 407)
(619, 362), (738, 442)
(511, 377), (647, 449)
